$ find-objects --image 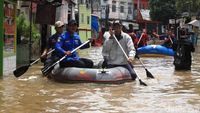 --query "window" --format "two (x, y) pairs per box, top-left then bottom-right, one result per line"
(87, 16), (90, 25)
(79, 0), (85, 4)
(120, 6), (124, 13)
(112, 1), (116, 12)
(120, 2), (125, 13)
(134, 4), (137, 9)
(81, 13), (84, 23)
(128, 3), (132, 14)
(86, 0), (91, 8)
